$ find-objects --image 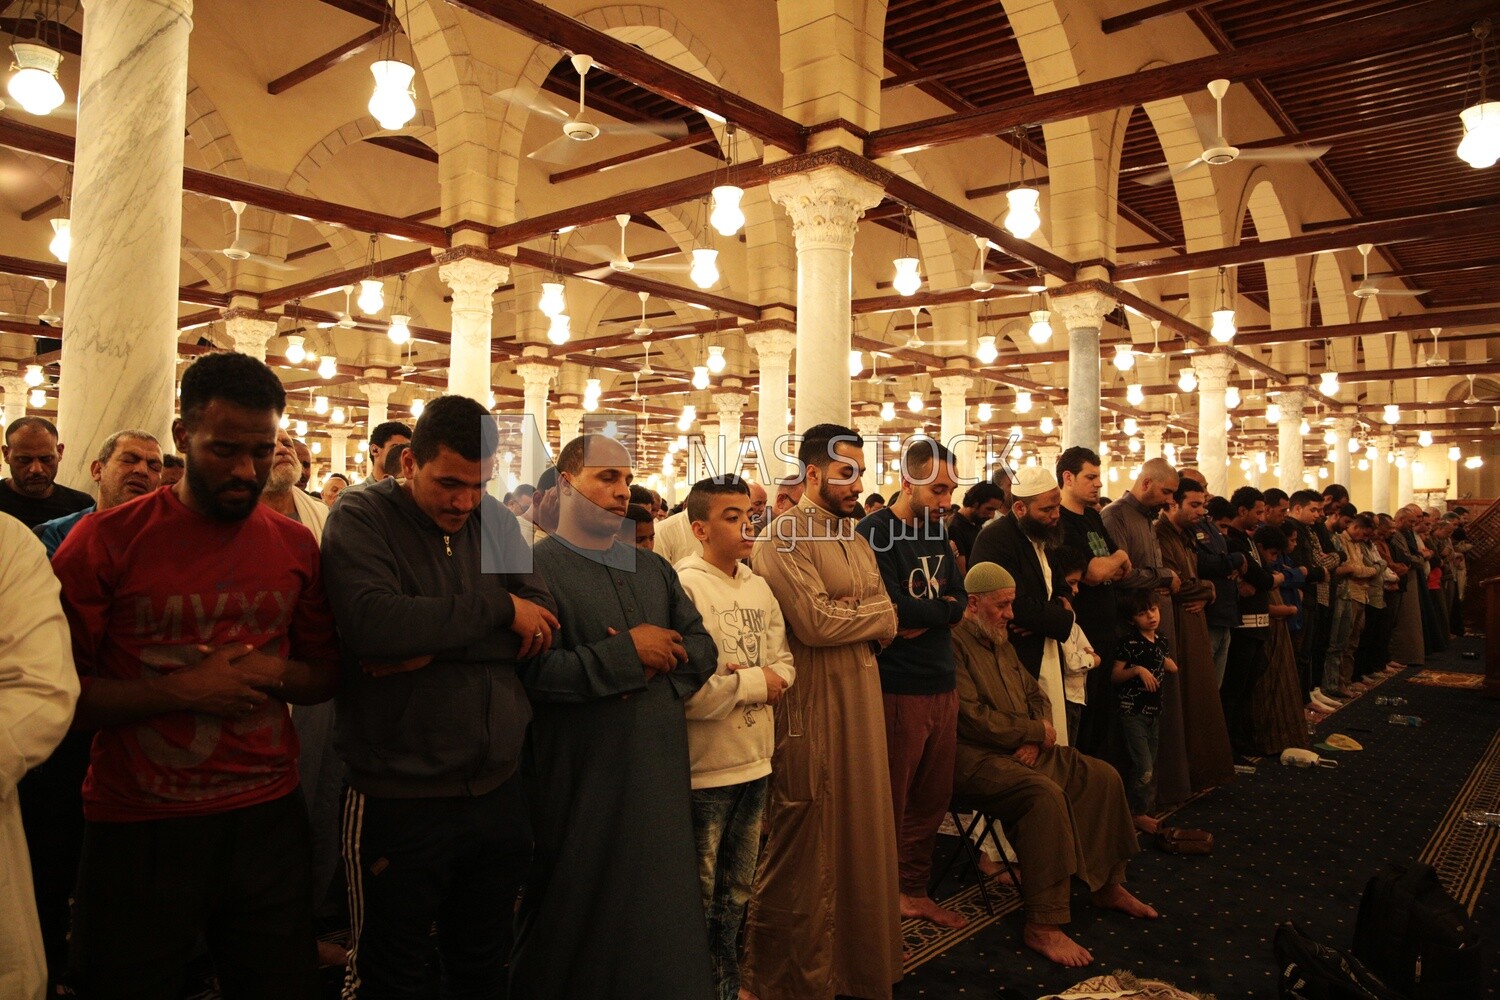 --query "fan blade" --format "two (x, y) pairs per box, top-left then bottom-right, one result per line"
(1236, 143), (1330, 163)
(1134, 156), (1206, 187)
(629, 259), (692, 274)
(1370, 287), (1431, 297)
(244, 253), (298, 272)
(573, 264), (616, 281)
(572, 243), (619, 263)
(489, 87), (572, 122)
(527, 134), (588, 164)
(594, 119), (691, 140)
